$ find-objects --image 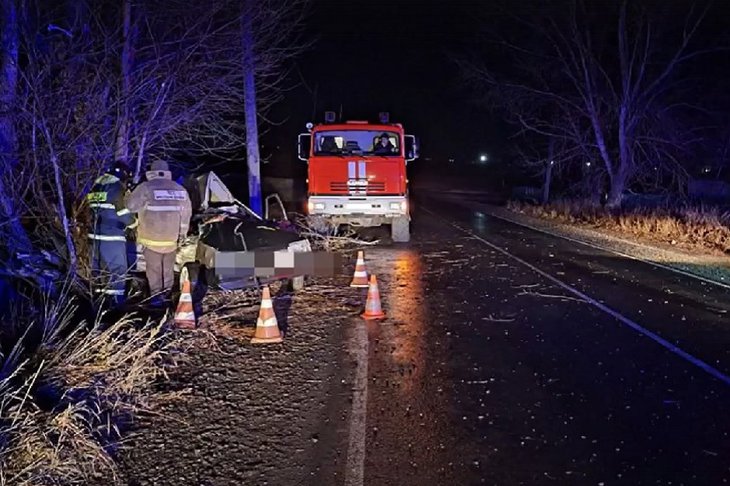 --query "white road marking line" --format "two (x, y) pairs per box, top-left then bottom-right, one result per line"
(425, 208), (730, 387)
(345, 321), (368, 486)
(457, 196), (730, 291)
